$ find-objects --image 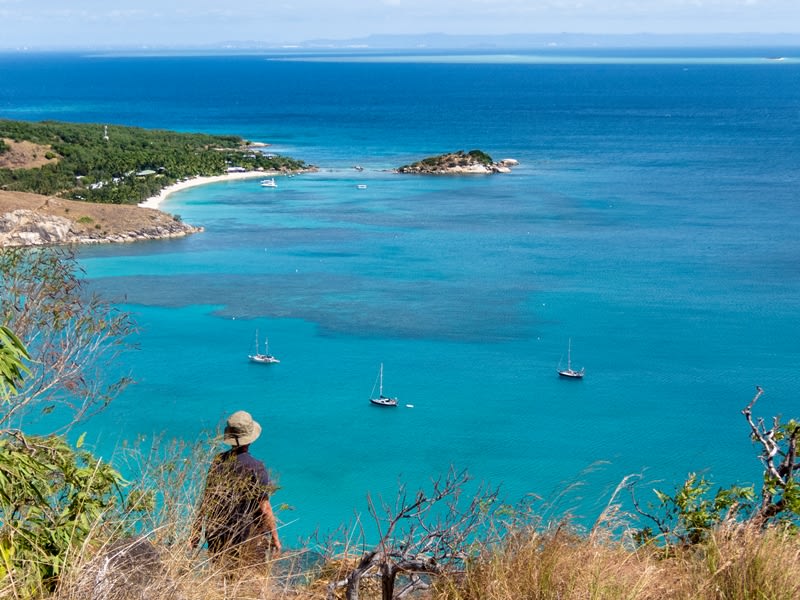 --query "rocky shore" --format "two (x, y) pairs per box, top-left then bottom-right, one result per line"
(0, 191), (202, 247)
